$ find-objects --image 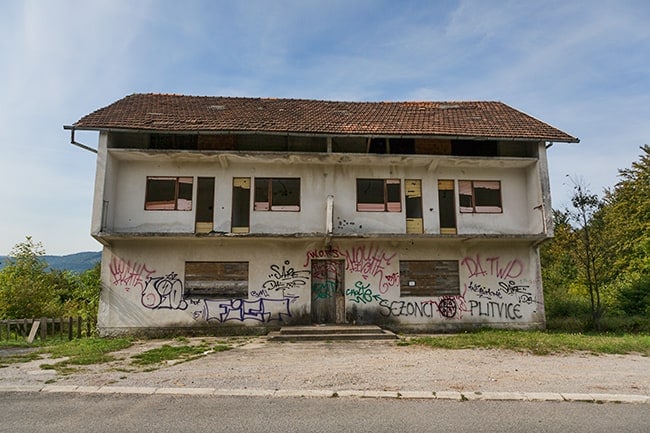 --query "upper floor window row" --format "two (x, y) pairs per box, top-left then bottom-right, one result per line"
(144, 176), (502, 215)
